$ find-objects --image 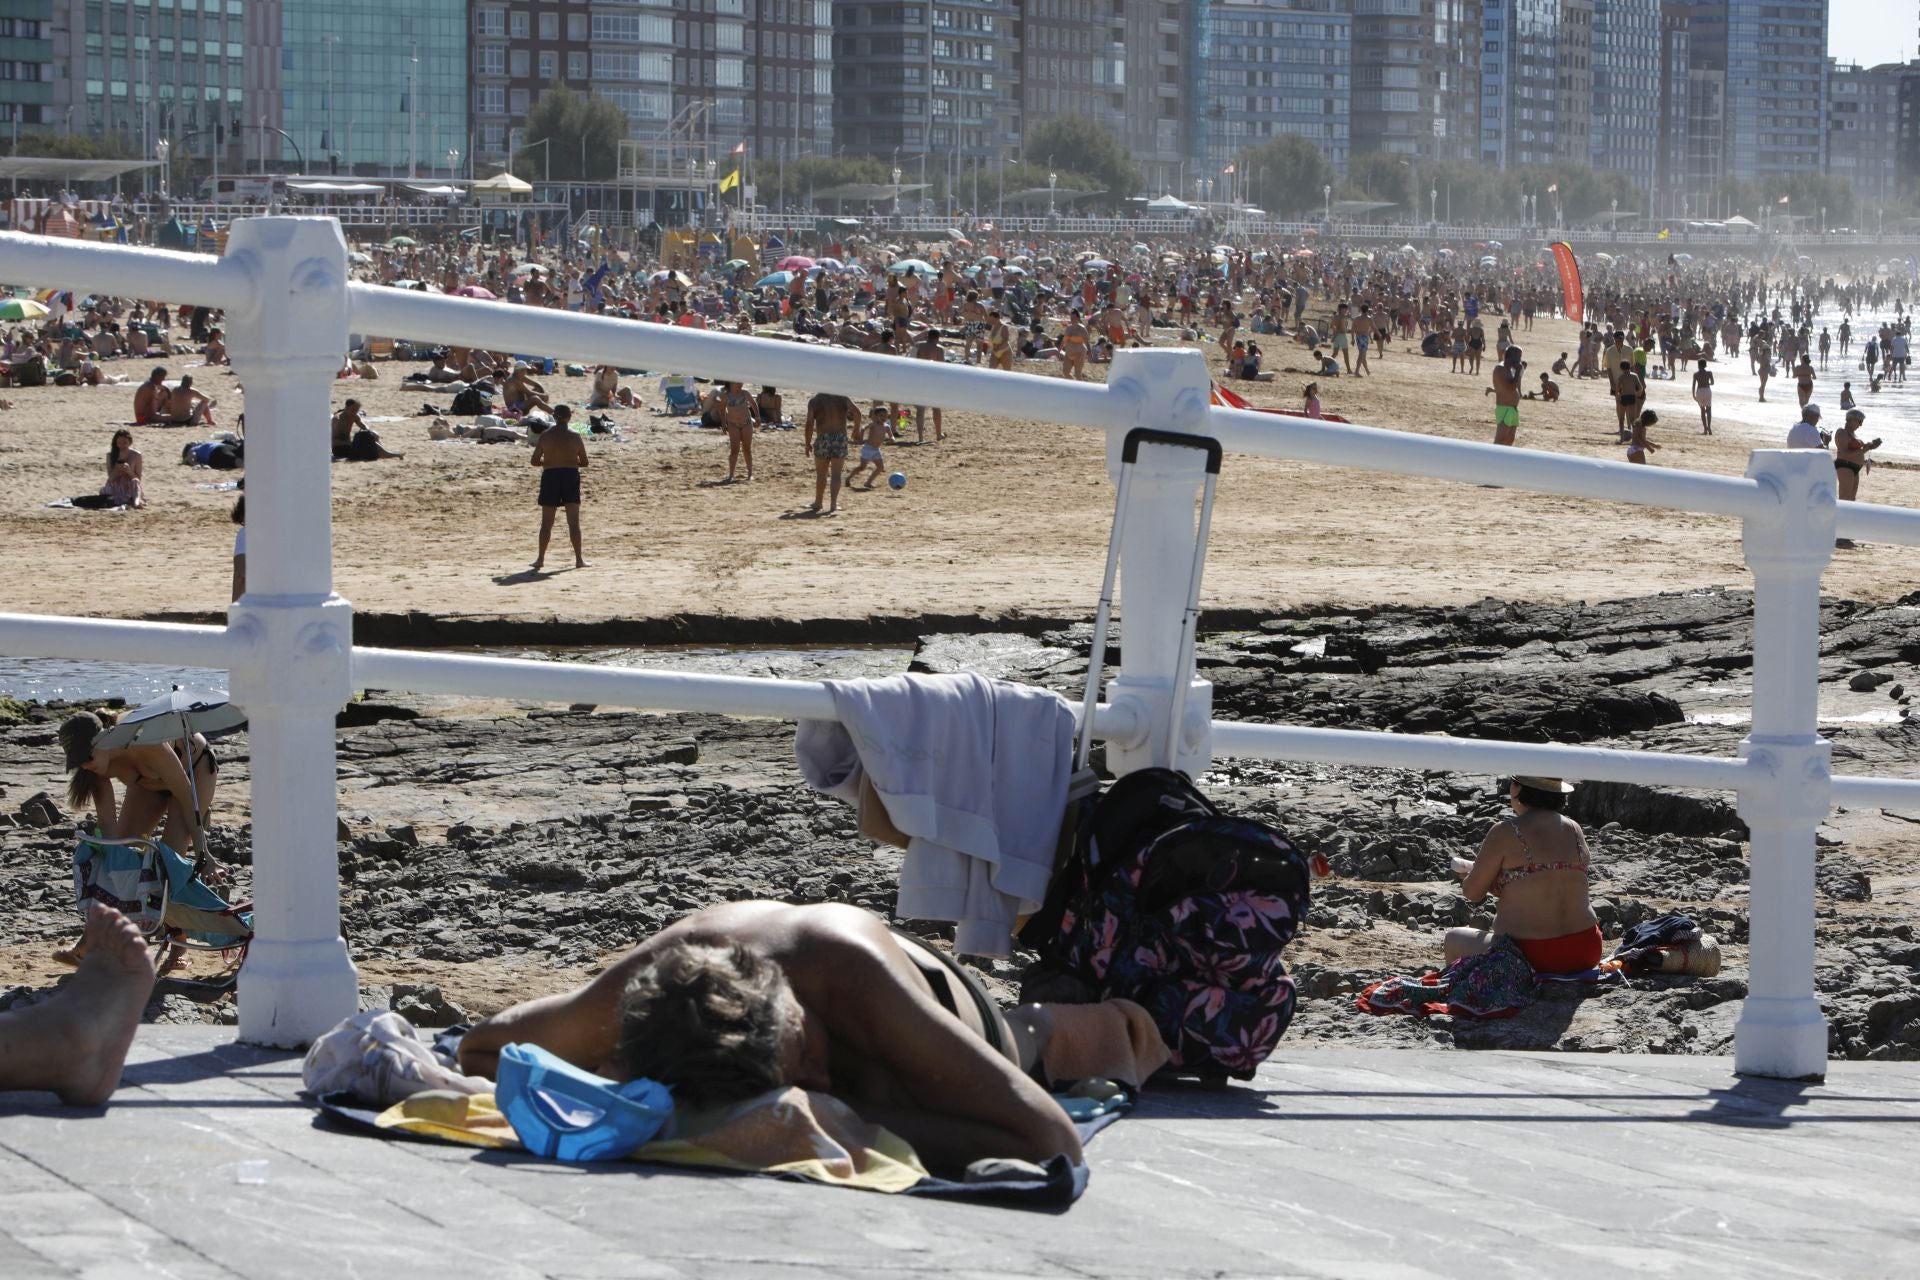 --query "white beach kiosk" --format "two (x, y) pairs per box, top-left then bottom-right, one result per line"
(0, 218), (1917, 1080)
